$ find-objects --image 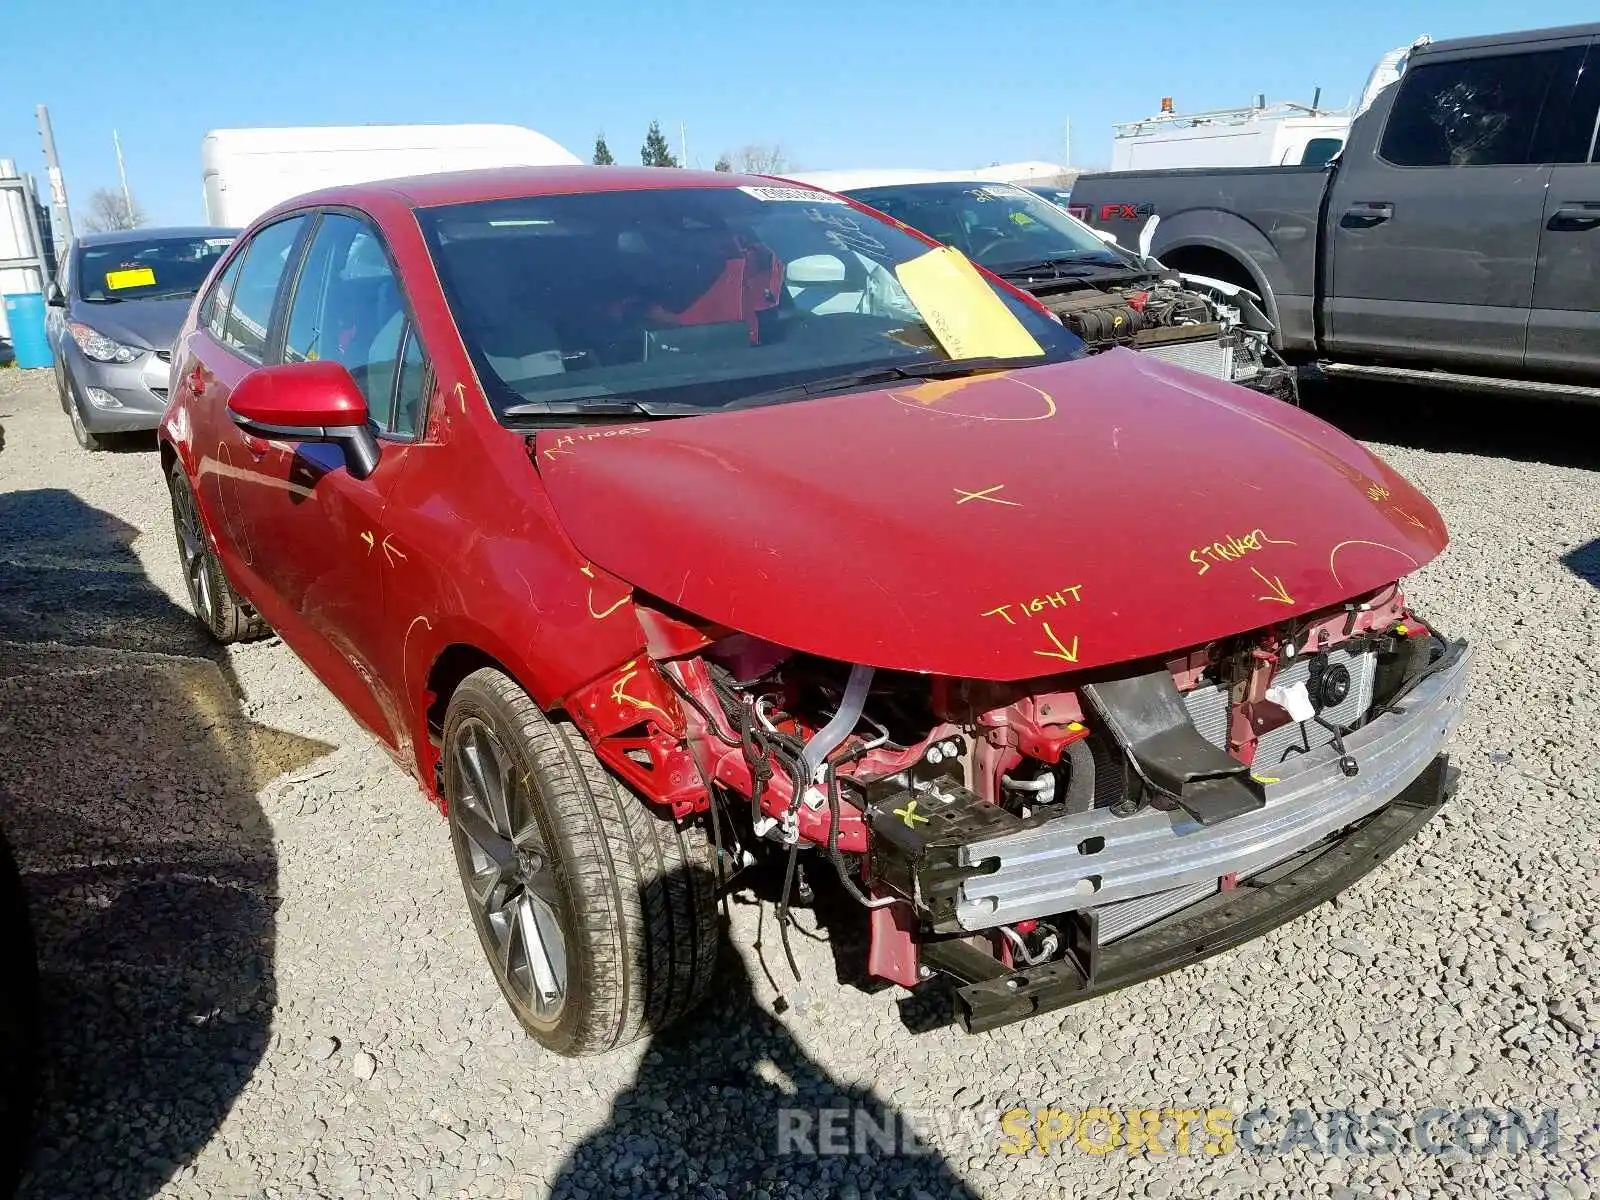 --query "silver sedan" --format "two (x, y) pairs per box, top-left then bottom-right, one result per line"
(46, 226), (237, 450)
